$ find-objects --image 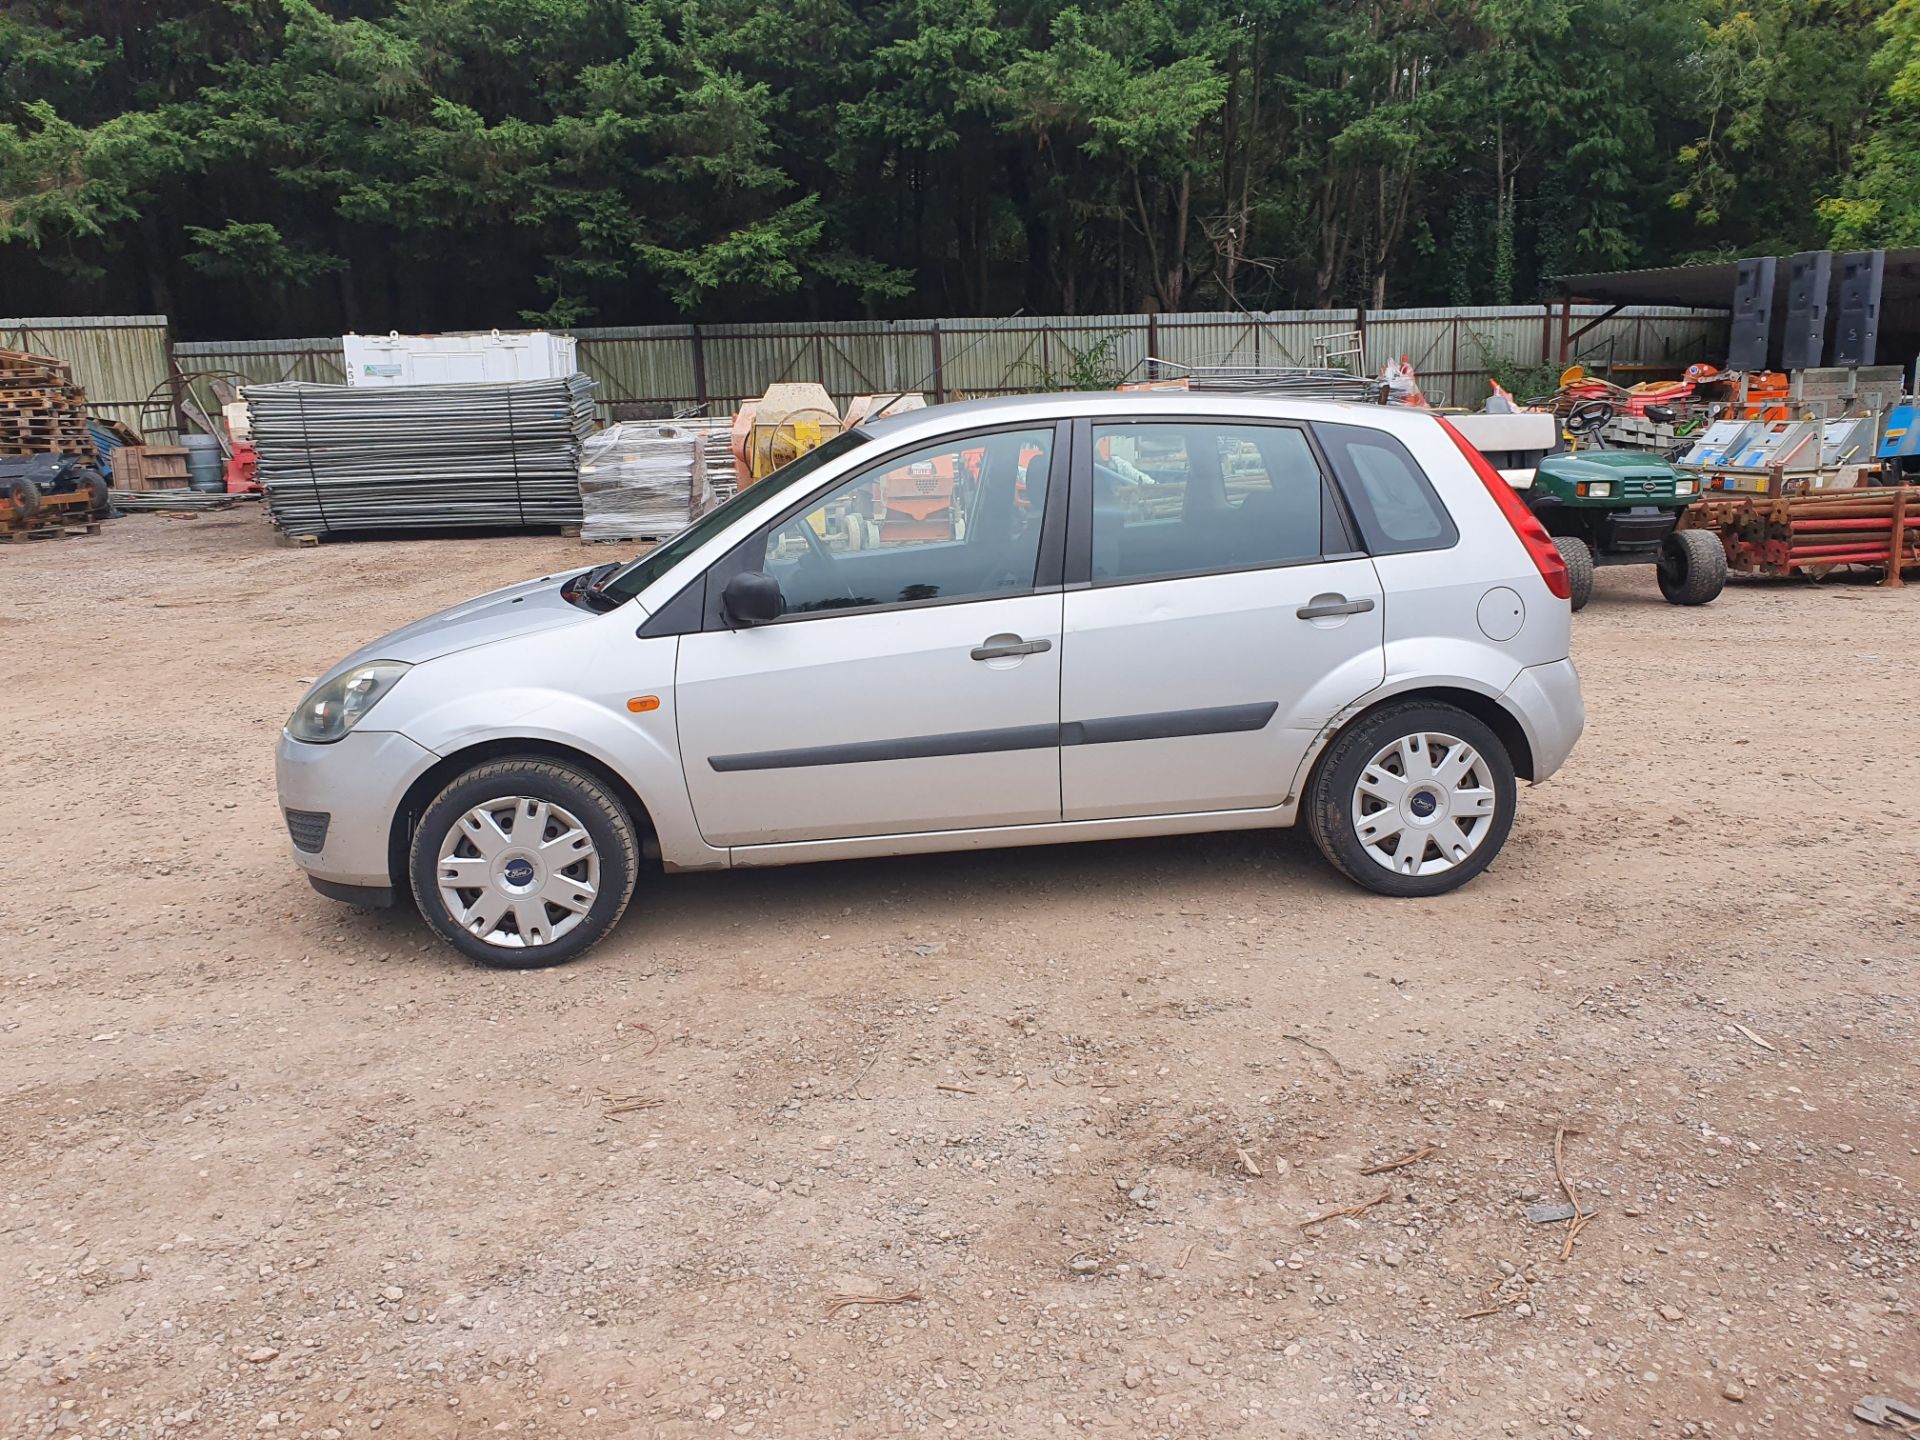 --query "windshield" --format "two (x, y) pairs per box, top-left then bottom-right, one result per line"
(600, 429), (872, 604)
